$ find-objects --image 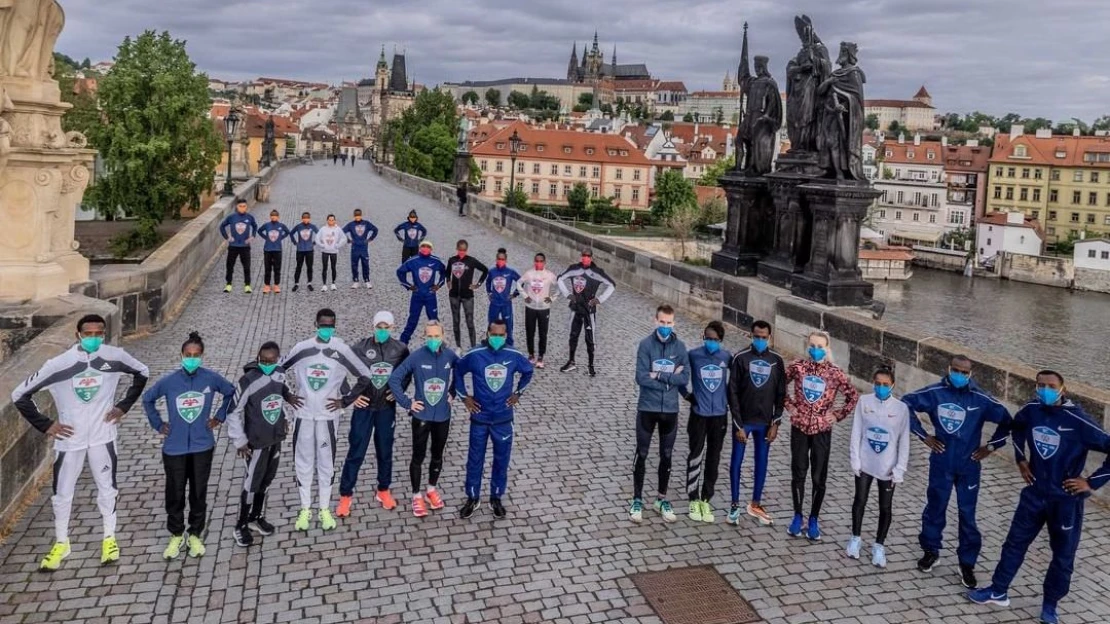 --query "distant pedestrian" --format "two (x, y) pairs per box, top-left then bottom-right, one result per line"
(256, 210), (290, 294)
(446, 239), (488, 350)
(332, 153), (338, 165)
(343, 209), (379, 289)
(486, 248), (520, 347)
(394, 210), (428, 264)
(397, 241), (446, 344)
(289, 212), (318, 292)
(219, 200), (258, 294)
(314, 214), (345, 291)
(341, 153), (348, 165)
(517, 252), (559, 368)
(457, 183), (468, 216)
